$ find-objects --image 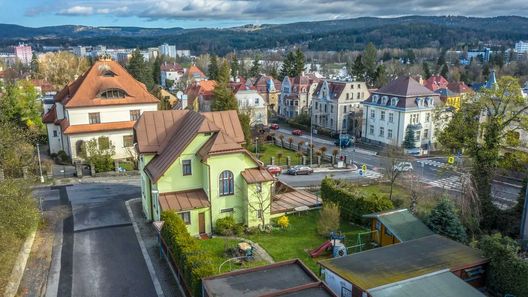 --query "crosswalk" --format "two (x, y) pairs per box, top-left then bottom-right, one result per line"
(362, 170), (383, 179)
(417, 159), (449, 168)
(424, 175), (462, 191)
